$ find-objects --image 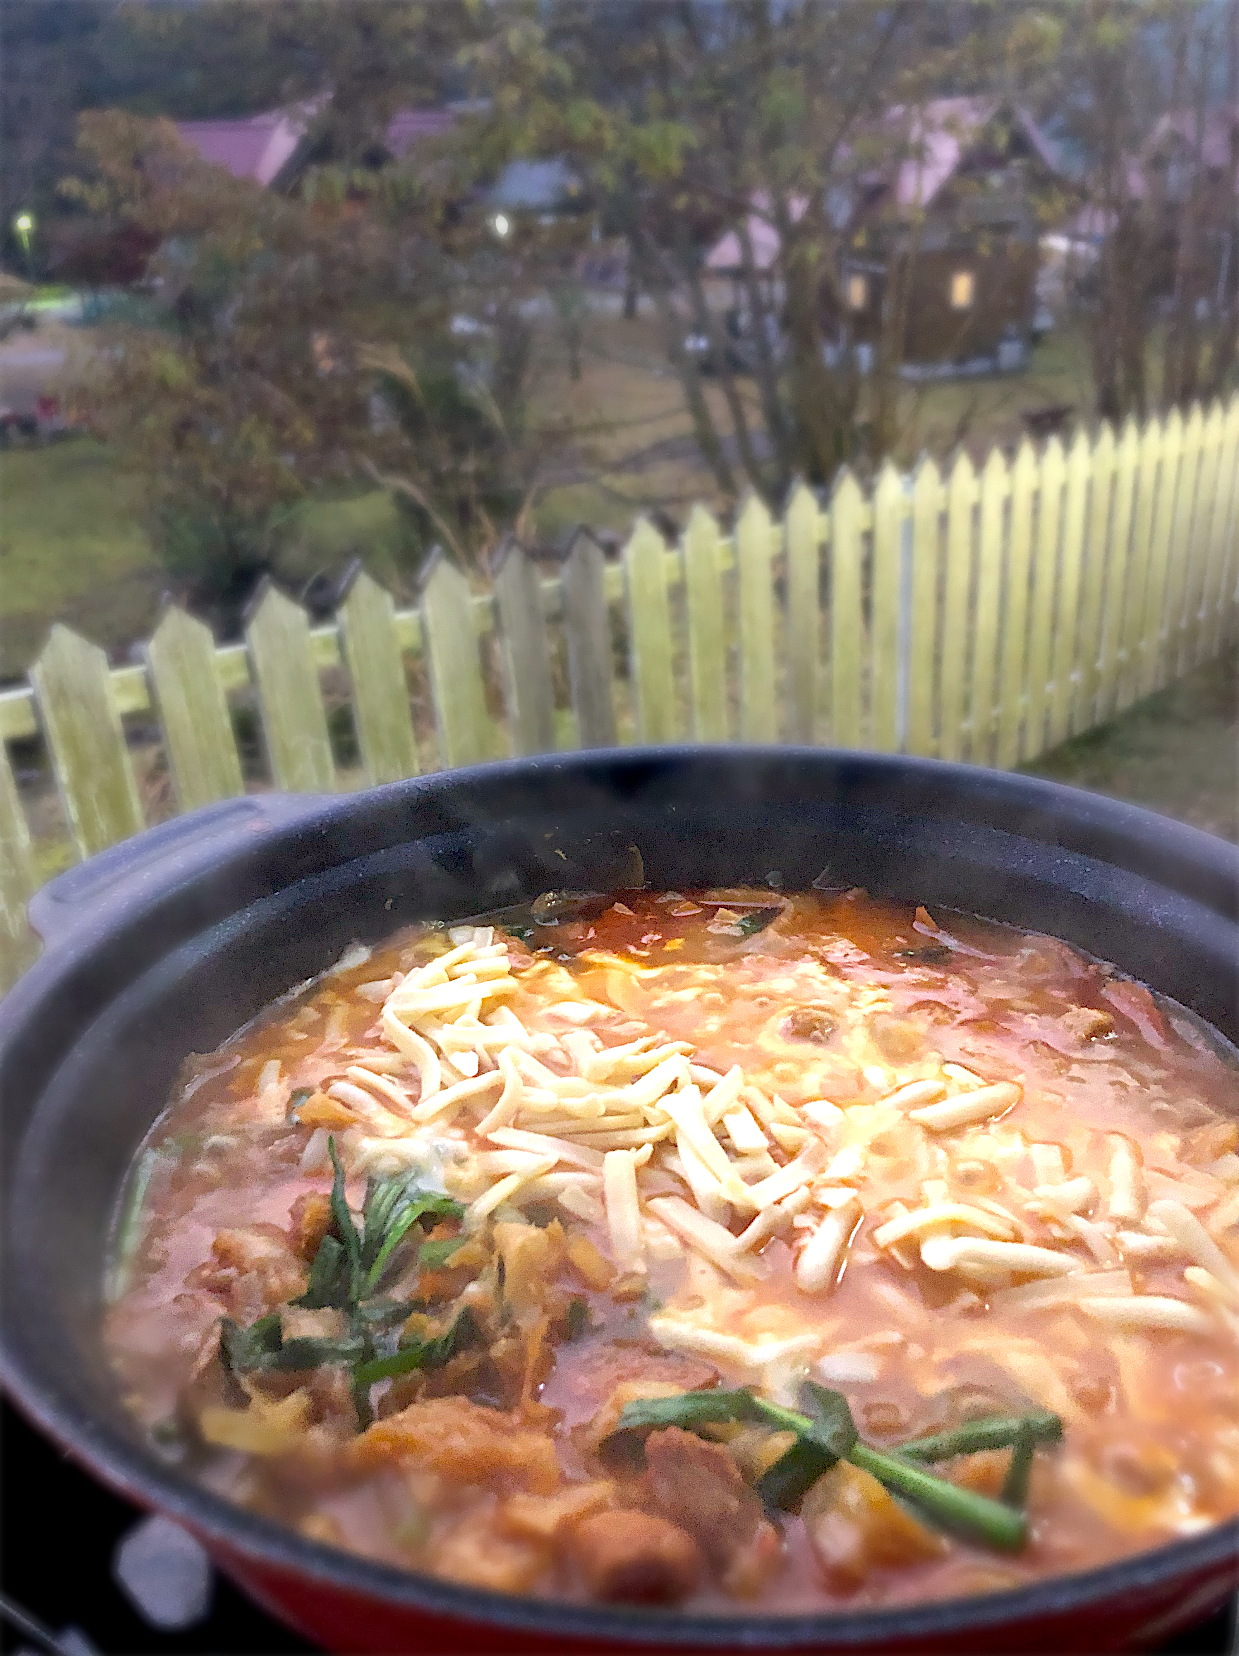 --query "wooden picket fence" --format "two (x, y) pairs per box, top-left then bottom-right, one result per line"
(3, 397), (1238, 991)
